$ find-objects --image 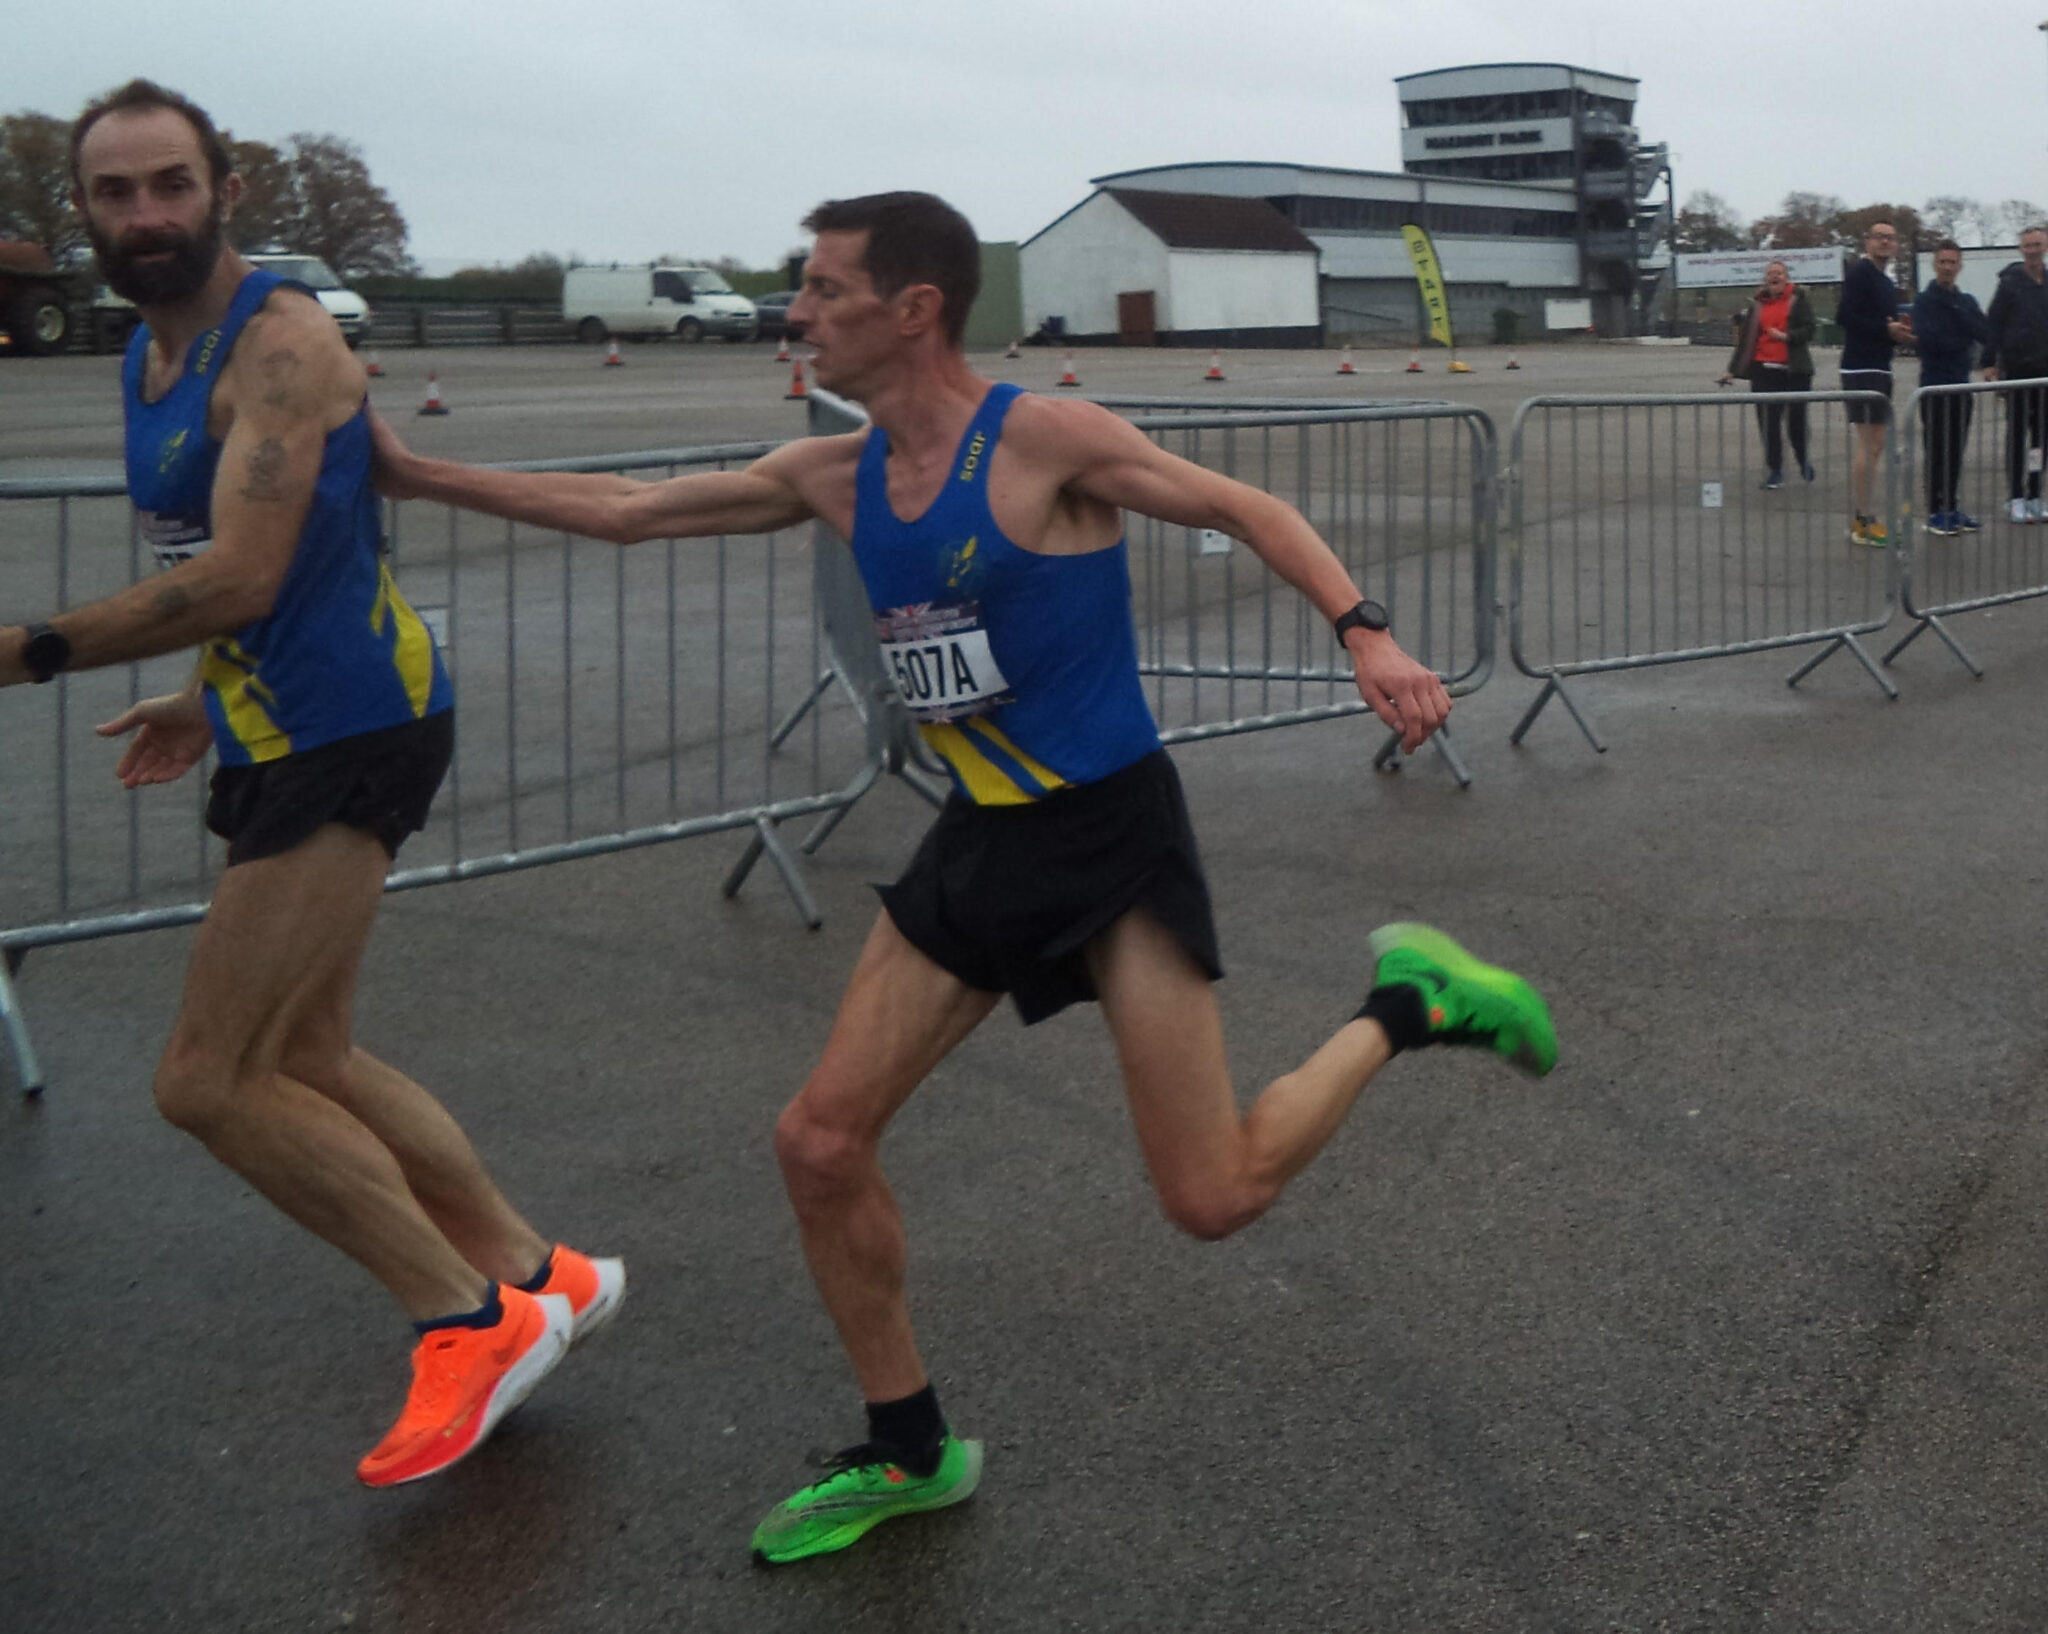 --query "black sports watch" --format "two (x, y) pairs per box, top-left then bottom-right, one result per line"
(21, 622), (71, 684)
(1332, 598), (1389, 640)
